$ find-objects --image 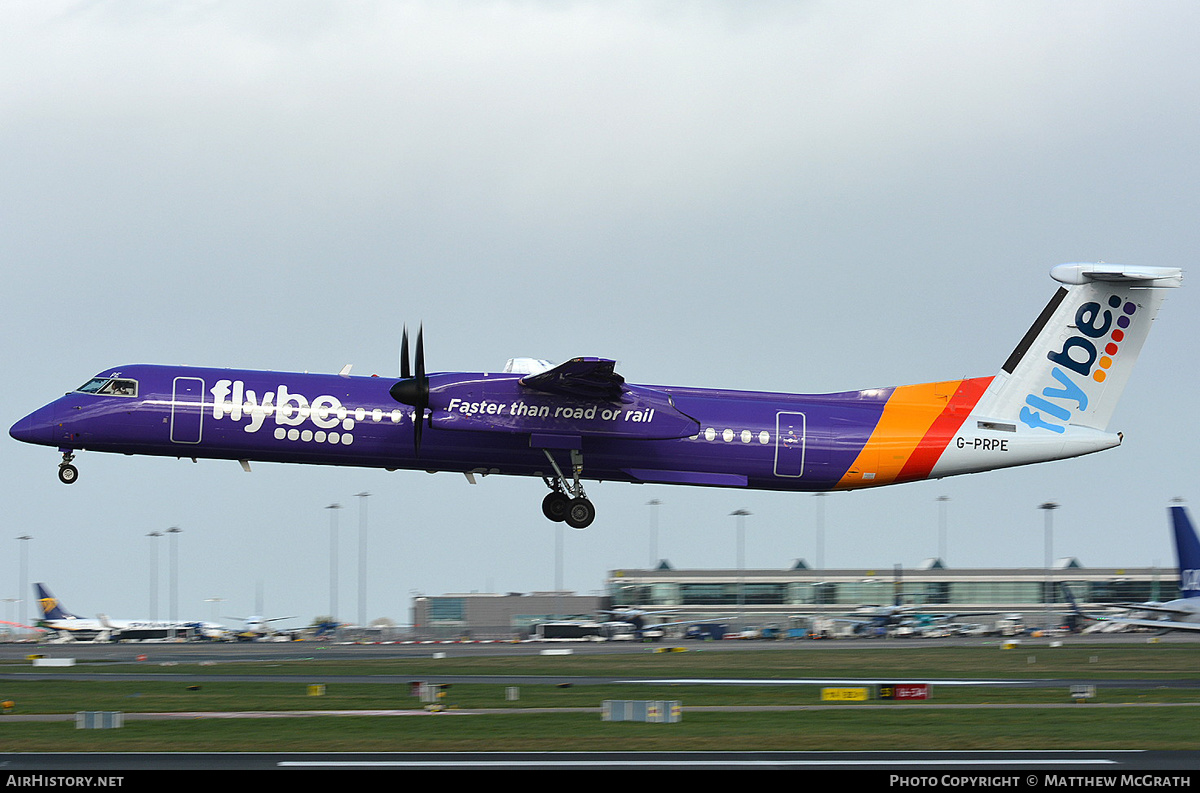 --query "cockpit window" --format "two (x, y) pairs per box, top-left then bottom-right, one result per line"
(76, 378), (138, 397)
